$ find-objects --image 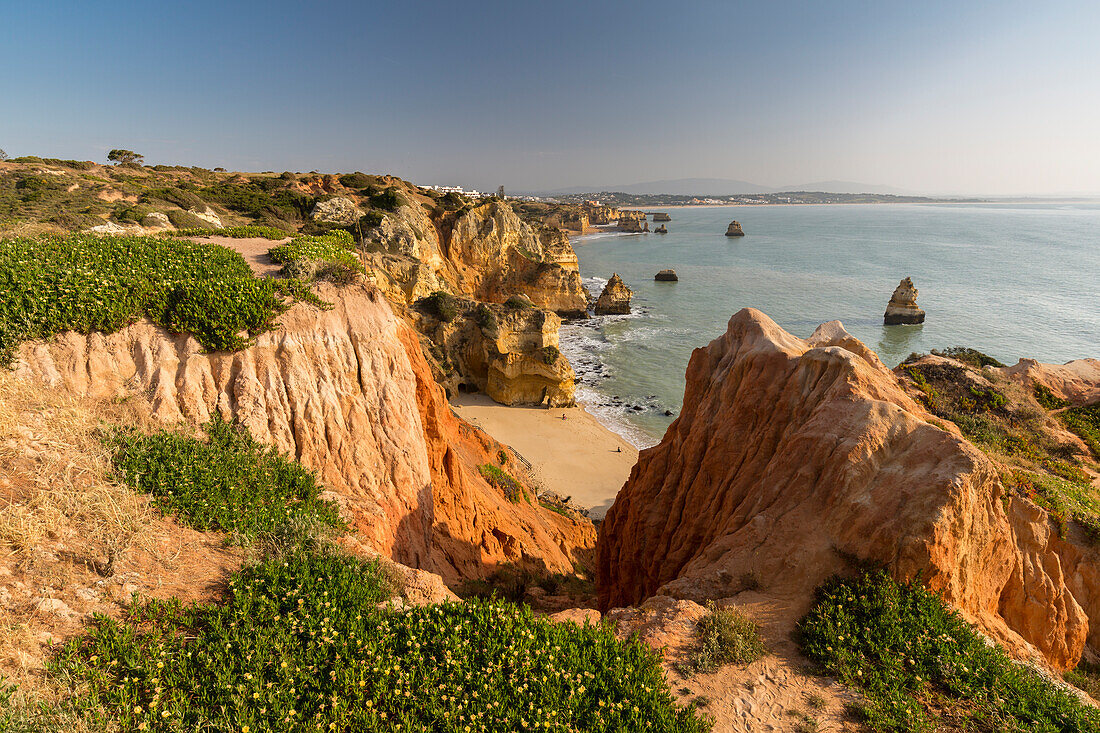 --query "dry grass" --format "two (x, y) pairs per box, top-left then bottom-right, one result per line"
(0, 375), (156, 572)
(0, 374), (161, 729)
